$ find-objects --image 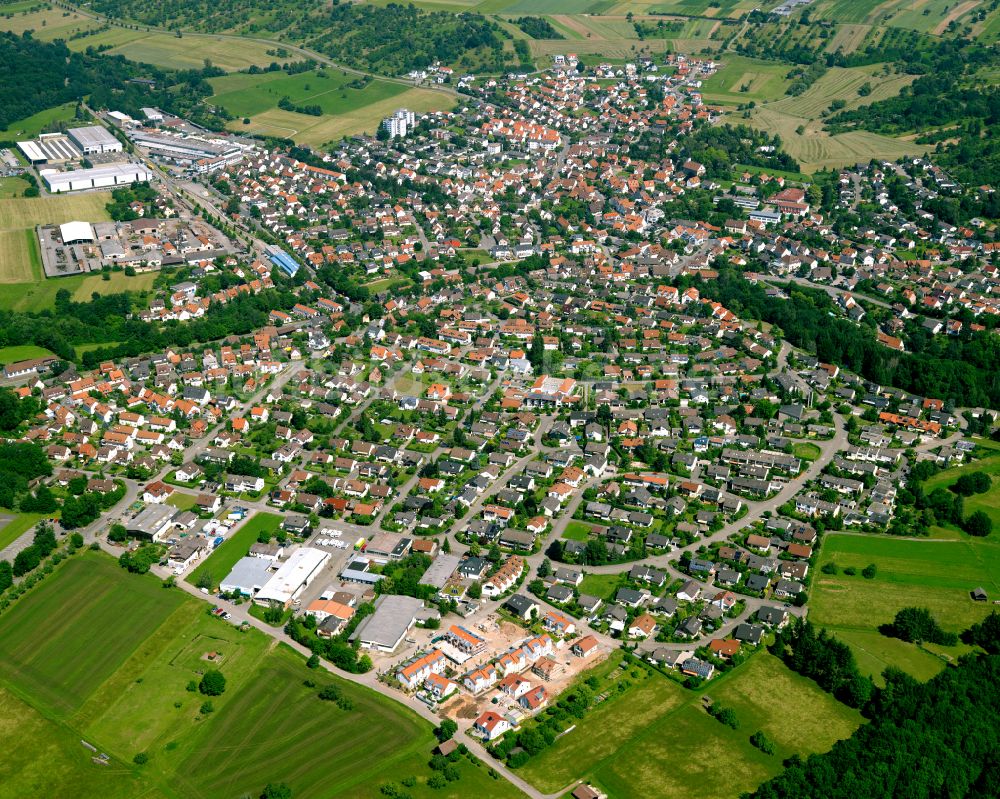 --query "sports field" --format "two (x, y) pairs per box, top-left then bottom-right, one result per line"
(231, 86), (453, 147)
(186, 511), (282, 589)
(811, 533), (1000, 678)
(519, 652), (861, 797)
(0, 549), (523, 799)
